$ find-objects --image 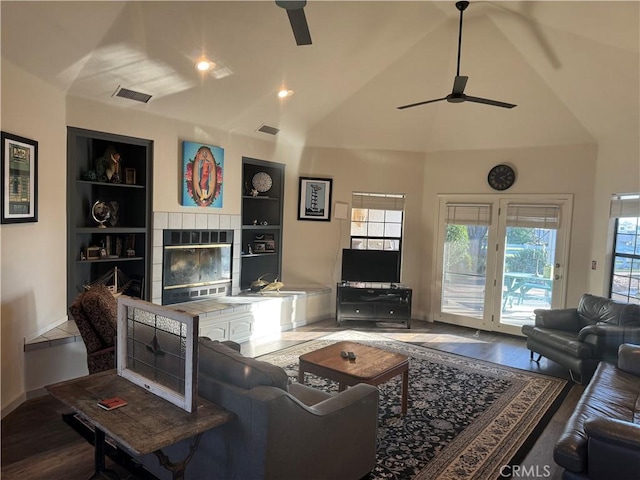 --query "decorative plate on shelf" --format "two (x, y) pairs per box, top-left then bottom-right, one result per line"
(252, 172), (273, 193)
